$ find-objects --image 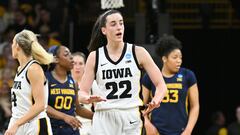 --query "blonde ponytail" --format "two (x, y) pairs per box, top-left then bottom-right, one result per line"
(31, 41), (54, 65)
(15, 29), (54, 65)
